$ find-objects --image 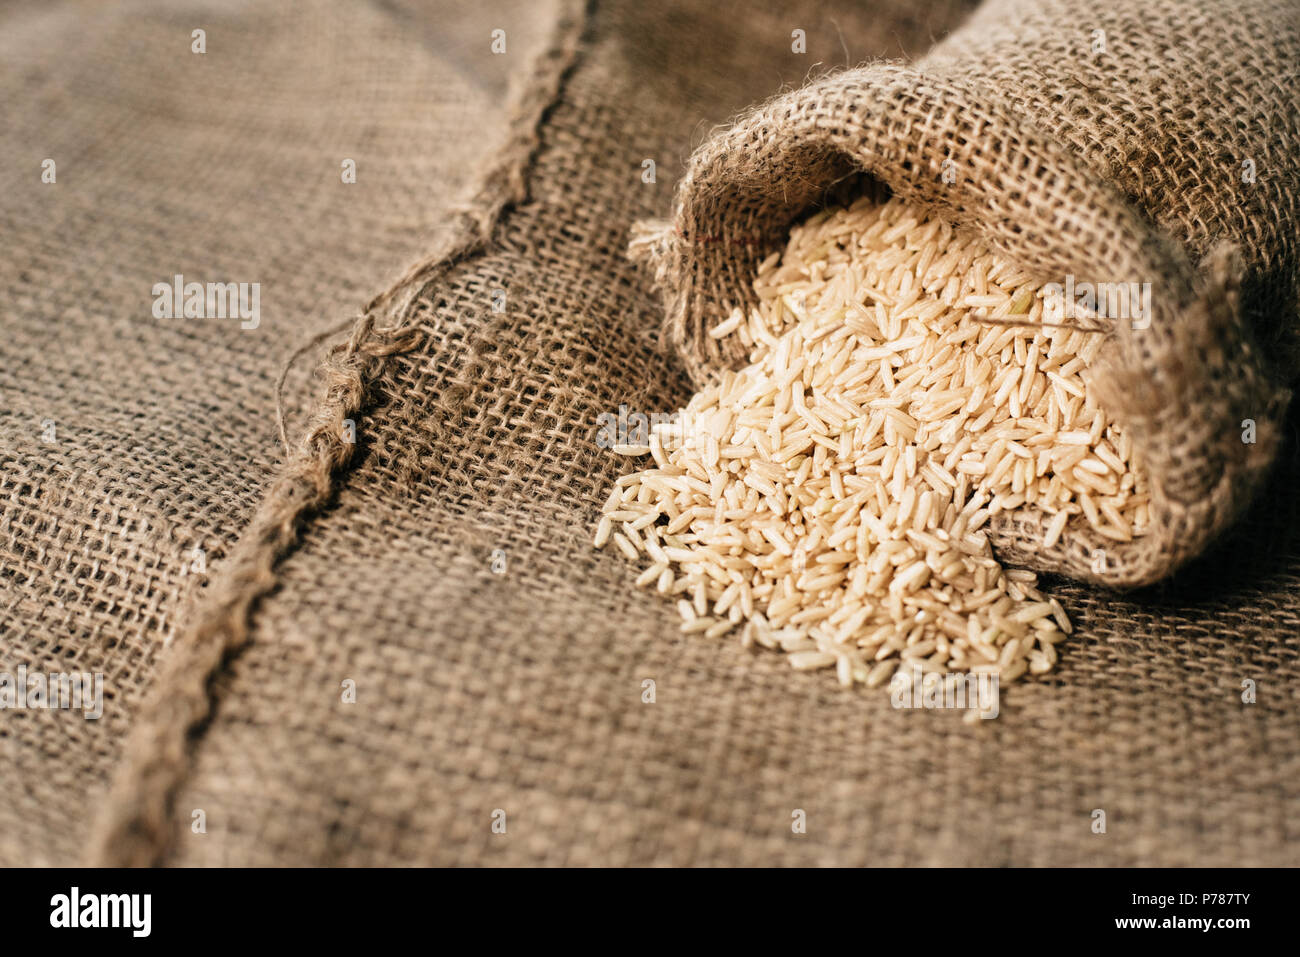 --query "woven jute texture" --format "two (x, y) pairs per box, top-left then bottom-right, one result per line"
(77, 0), (1299, 867)
(634, 0), (1300, 588)
(7, 0), (1300, 867)
(0, 0), (558, 866)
